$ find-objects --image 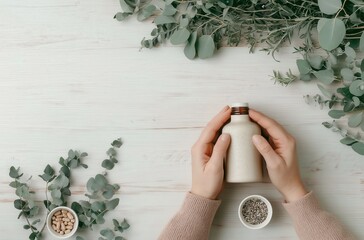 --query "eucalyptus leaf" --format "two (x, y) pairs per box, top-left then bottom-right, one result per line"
(100, 228), (115, 240)
(170, 28), (190, 45)
(111, 138), (122, 148)
(328, 110), (345, 119)
(318, 18), (346, 51)
(341, 68), (354, 82)
(197, 35), (215, 59)
(120, 219), (130, 230)
(106, 198), (120, 210)
(137, 4), (156, 21)
(313, 69), (335, 84)
(307, 55), (323, 70)
(349, 80), (364, 96)
(184, 31), (197, 60)
(352, 142), (364, 155)
(360, 31), (364, 52)
(163, 4), (177, 16)
(318, 0), (341, 15)
(102, 159), (115, 170)
(9, 167), (23, 179)
(297, 59), (312, 75)
(348, 112), (363, 128)
(154, 15), (176, 25)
